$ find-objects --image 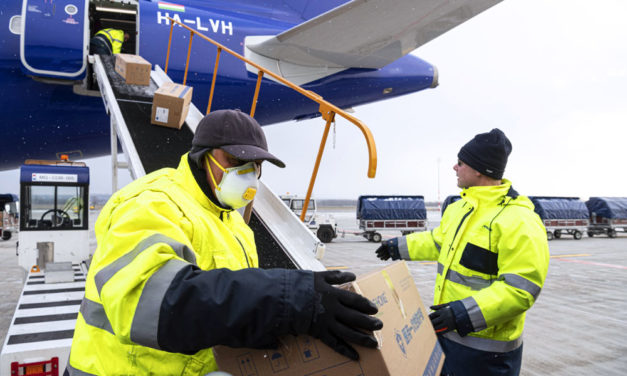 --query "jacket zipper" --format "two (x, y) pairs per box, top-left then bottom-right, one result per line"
(234, 237), (250, 268)
(447, 207), (474, 256)
(220, 211), (251, 268)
